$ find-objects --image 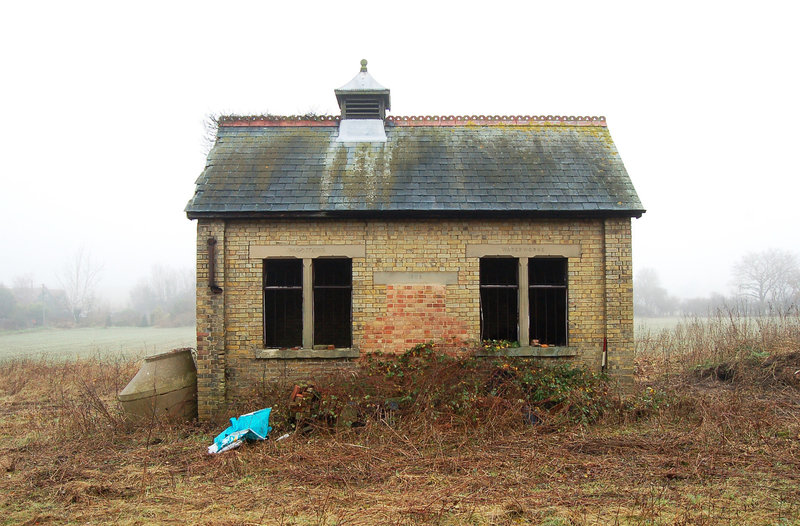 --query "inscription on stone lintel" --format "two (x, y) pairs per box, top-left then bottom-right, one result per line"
(465, 244), (581, 258)
(373, 271), (459, 285)
(250, 244), (366, 259)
